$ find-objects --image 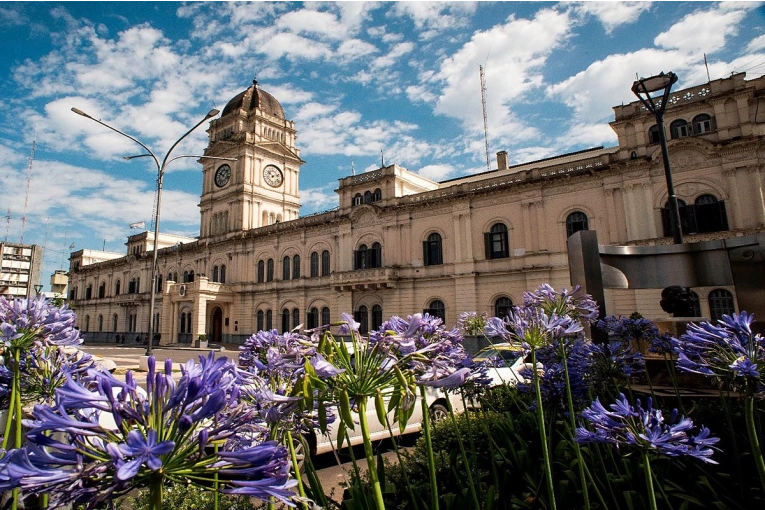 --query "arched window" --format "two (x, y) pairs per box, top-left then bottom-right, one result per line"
(355, 244), (368, 269)
(180, 313), (187, 334)
(115, 279), (121, 296)
(484, 223), (509, 259)
(694, 194), (728, 233)
(307, 307), (319, 329)
(354, 305), (369, 335)
(662, 196), (728, 236)
(220, 265), (226, 283)
(321, 250), (330, 276)
(709, 289), (735, 322)
(293, 255), (300, 279)
(257, 310), (264, 331)
(292, 308), (300, 329)
(372, 304), (383, 331)
(670, 119), (690, 139)
(310, 252), (319, 277)
(425, 300), (446, 322)
(373, 188), (382, 202)
(693, 113), (713, 134)
(266, 310), (273, 330)
(364, 191), (373, 204)
(495, 297), (514, 318)
(98, 315), (103, 332)
(282, 256), (291, 280)
(85, 284), (92, 300)
(266, 259), (274, 282)
(321, 307), (331, 327)
(257, 260), (265, 283)
(281, 309), (290, 333)
(98, 282), (105, 299)
(84, 315), (90, 332)
(212, 266), (219, 282)
(353, 193), (363, 206)
(423, 232), (443, 266)
(112, 314), (118, 332)
(566, 211), (589, 238)
(156, 274), (163, 292)
(648, 124), (661, 144)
